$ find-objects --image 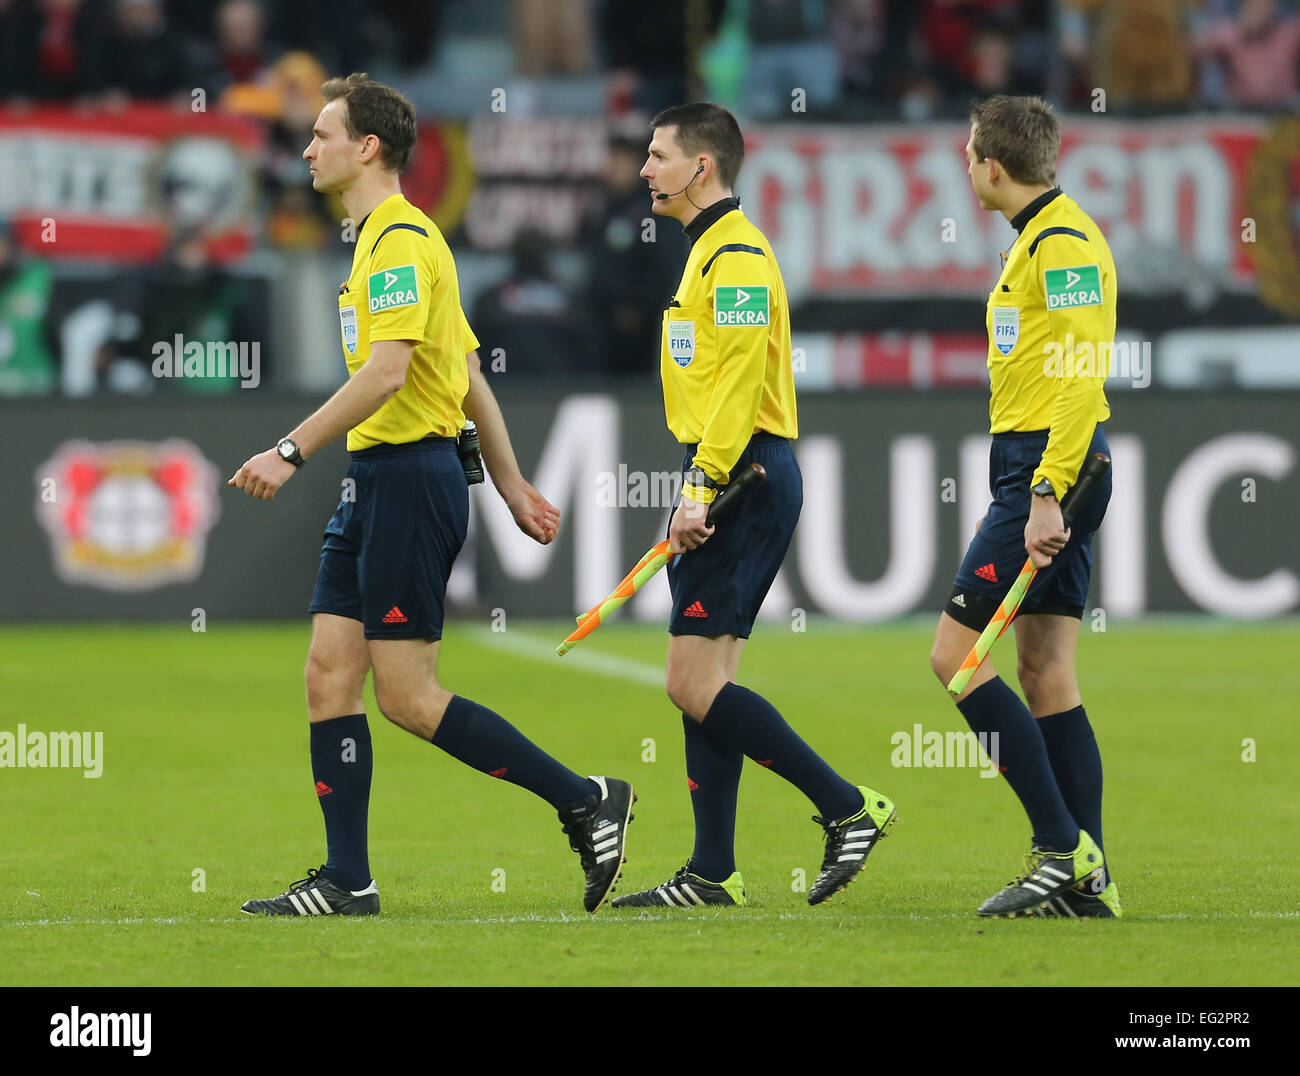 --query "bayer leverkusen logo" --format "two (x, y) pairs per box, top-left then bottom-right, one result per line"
(35, 440), (221, 591)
